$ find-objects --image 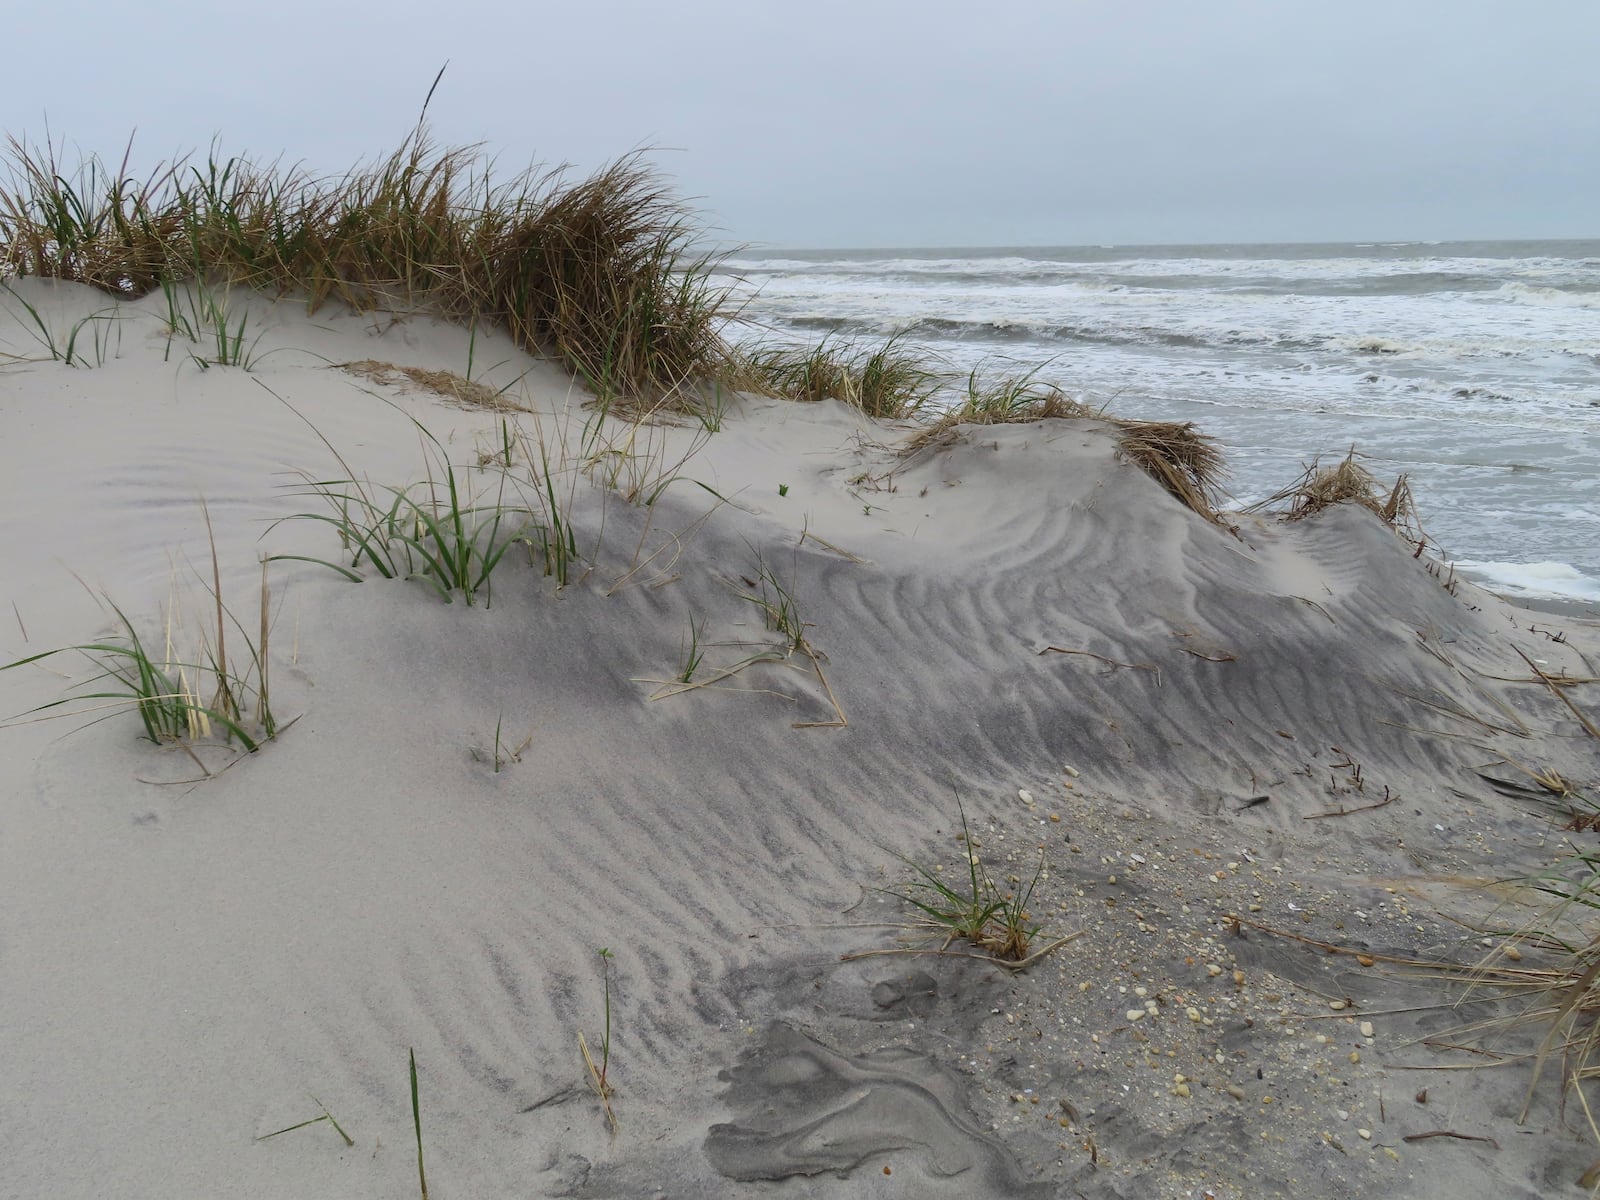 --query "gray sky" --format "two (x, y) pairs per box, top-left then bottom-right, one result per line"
(6, 1), (1596, 248)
